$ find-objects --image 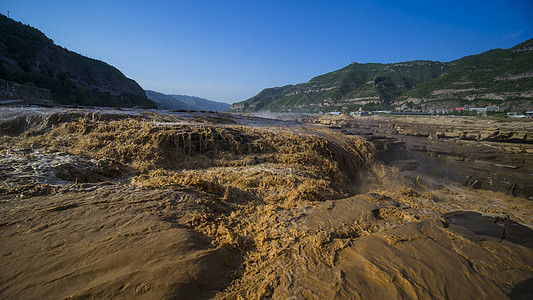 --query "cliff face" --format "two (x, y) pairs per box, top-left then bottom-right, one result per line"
(0, 15), (155, 108)
(230, 39), (533, 112)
